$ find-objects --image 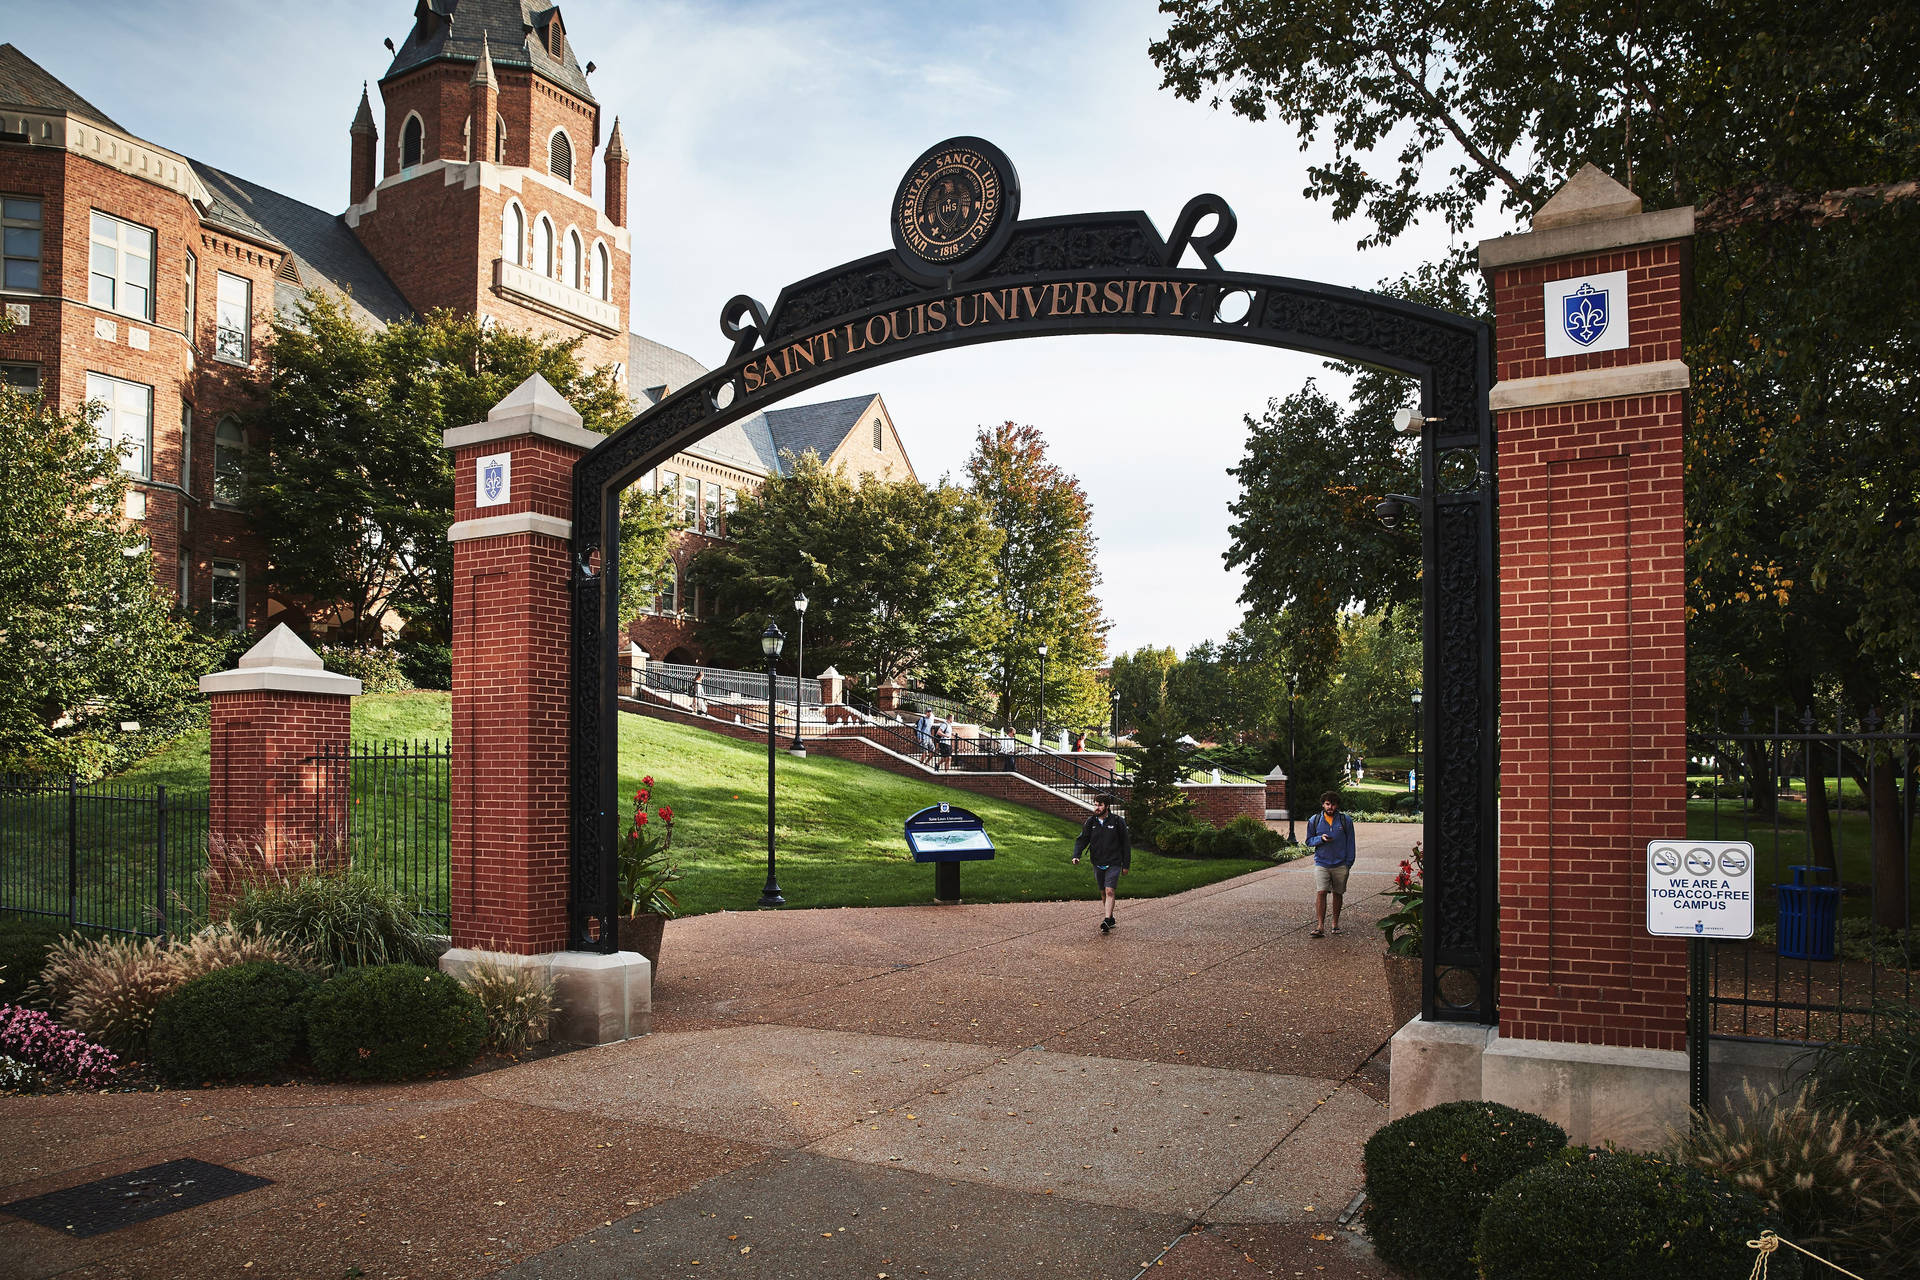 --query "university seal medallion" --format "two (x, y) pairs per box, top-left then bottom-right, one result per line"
(891, 137), (1020, 276)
